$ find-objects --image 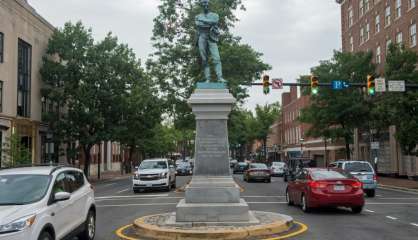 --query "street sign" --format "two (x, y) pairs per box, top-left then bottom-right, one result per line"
(272, 78), (283, 89)
(371, 142), (380, 150)
(332, 80), (350, 90)
(388, 80), (406, 92)
(375, 78), (386, 92)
